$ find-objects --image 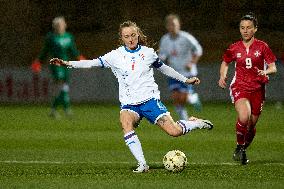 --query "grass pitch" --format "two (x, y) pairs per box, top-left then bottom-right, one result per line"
(0, 102), (283, 189)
